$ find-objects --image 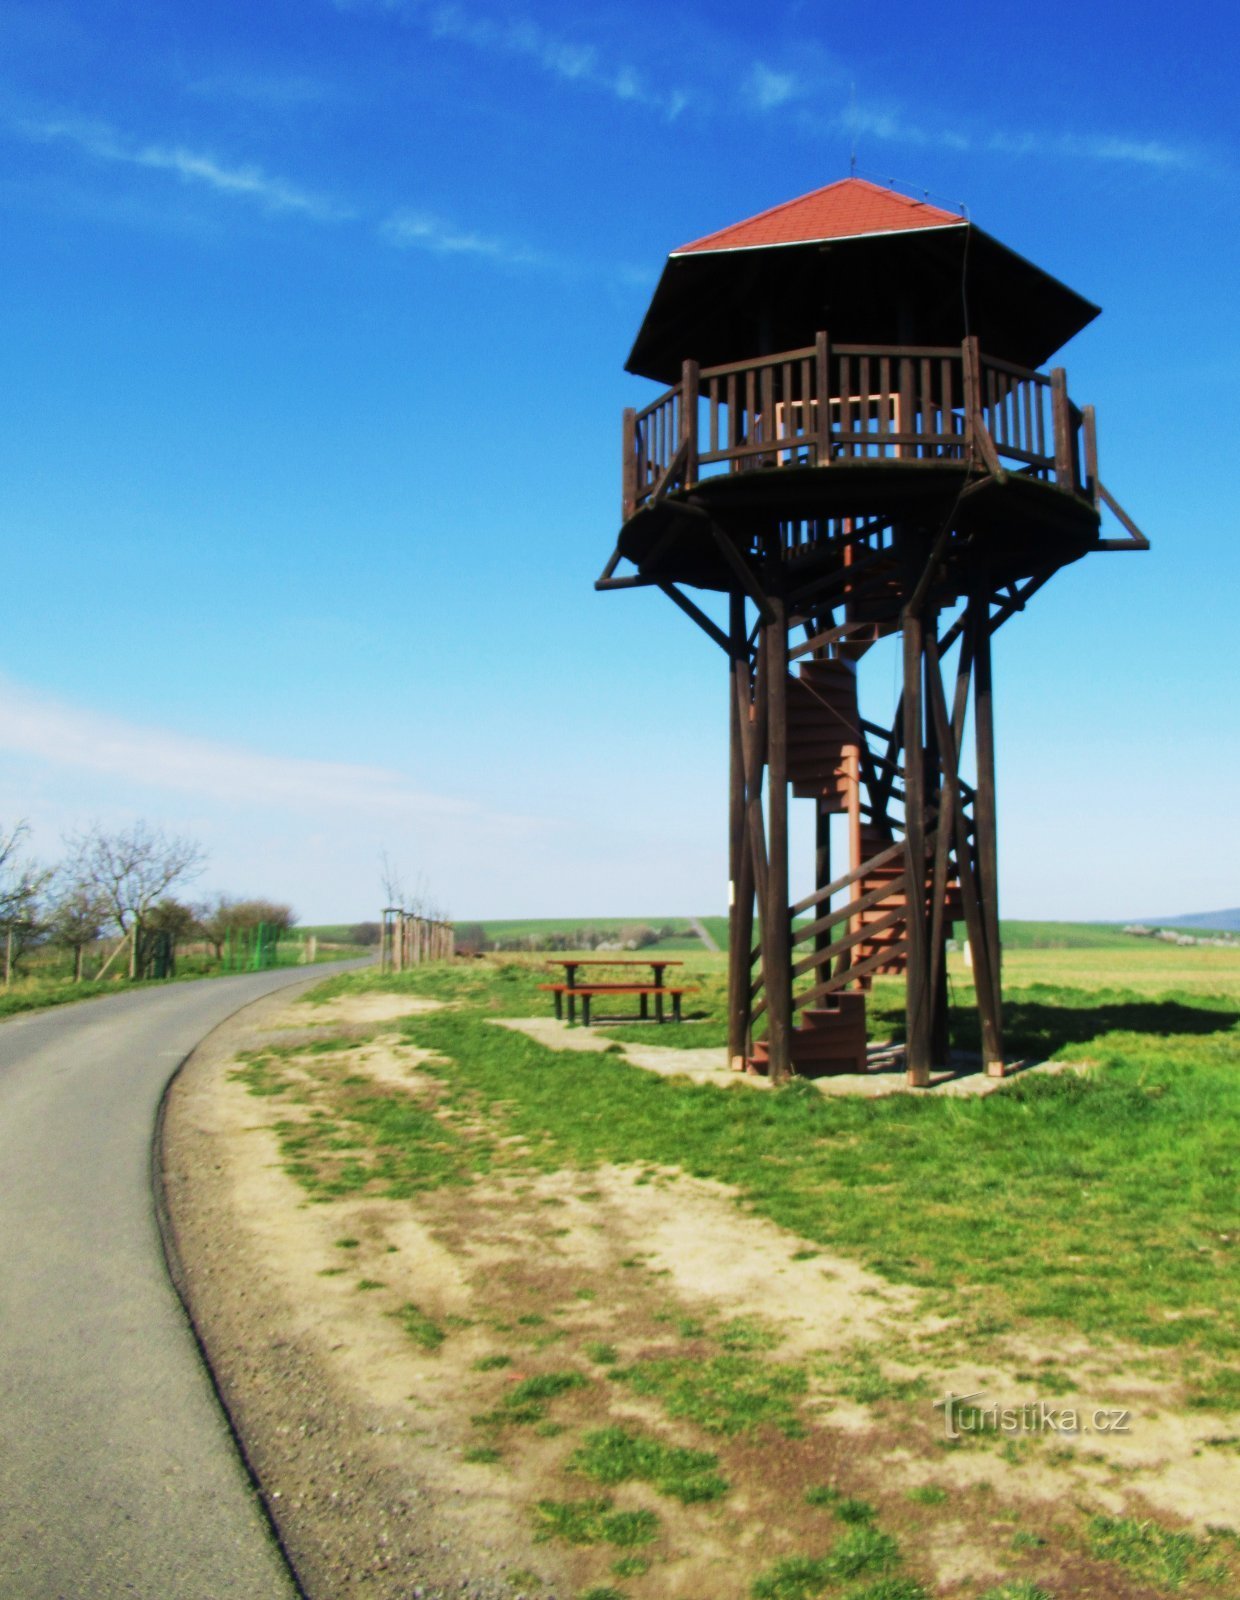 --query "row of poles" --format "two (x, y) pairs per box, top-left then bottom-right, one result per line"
(379, 908), (455, 972)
